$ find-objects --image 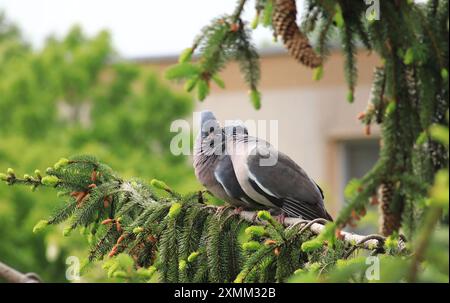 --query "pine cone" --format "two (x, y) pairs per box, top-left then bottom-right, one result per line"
(273, 0), (322, 68)
(378, 182), (402, 236)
